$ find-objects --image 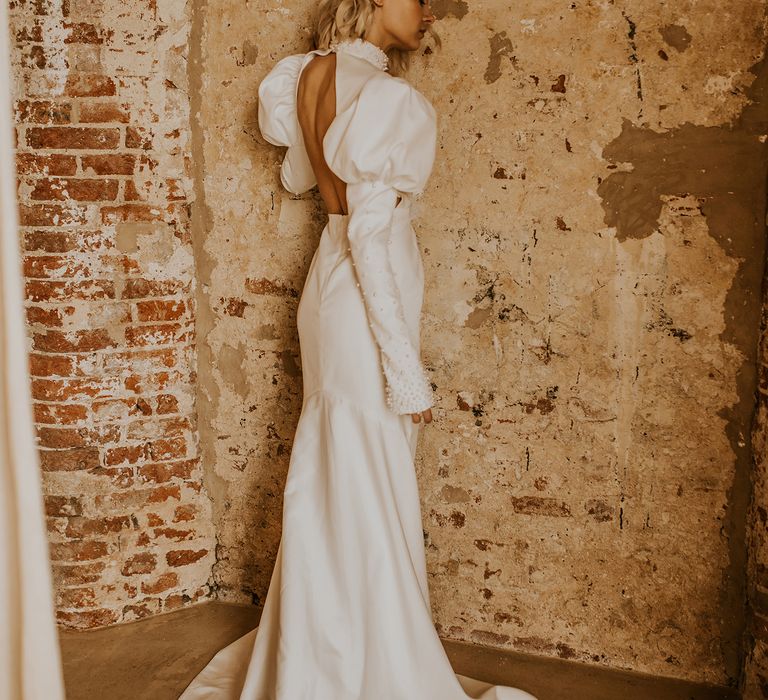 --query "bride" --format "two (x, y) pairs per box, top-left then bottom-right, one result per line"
(179, 1), (538, 698)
